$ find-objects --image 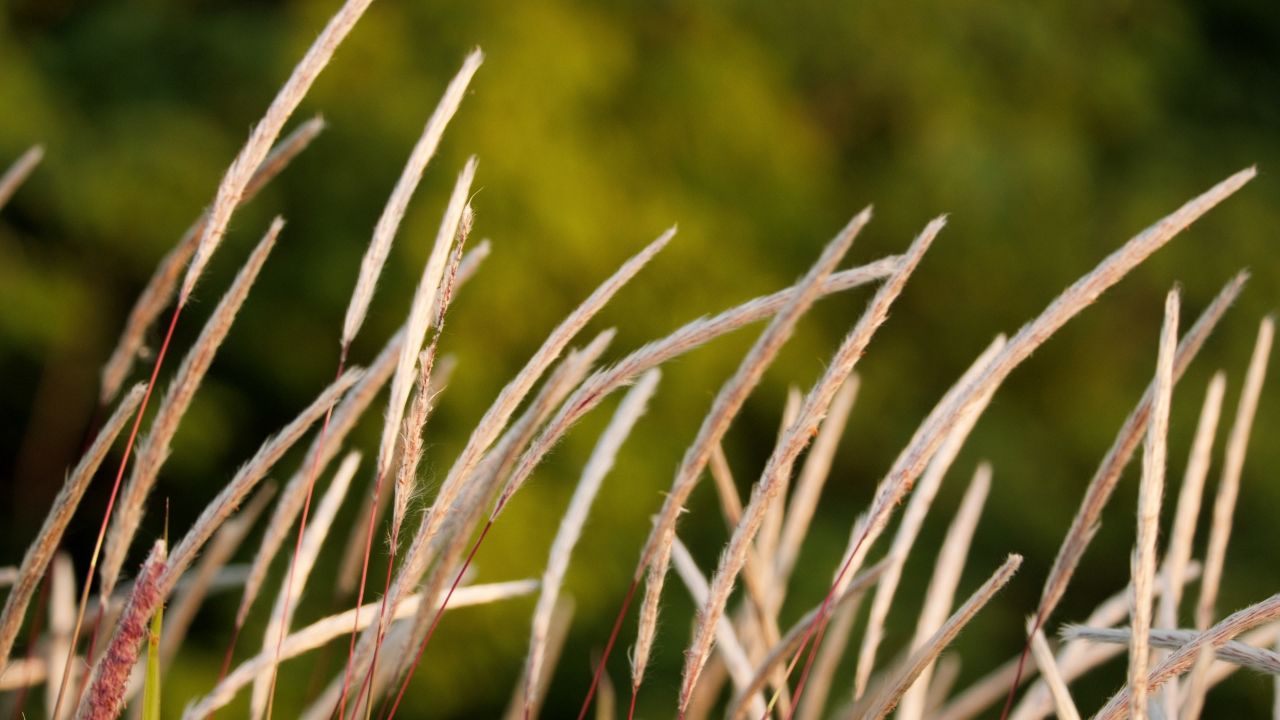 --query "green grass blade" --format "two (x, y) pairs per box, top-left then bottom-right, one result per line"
(142, 599), (163, 720)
